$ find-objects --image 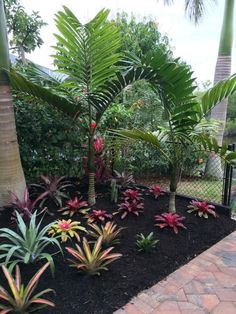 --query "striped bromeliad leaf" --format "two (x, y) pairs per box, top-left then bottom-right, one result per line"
(0, 262), (55, 313)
